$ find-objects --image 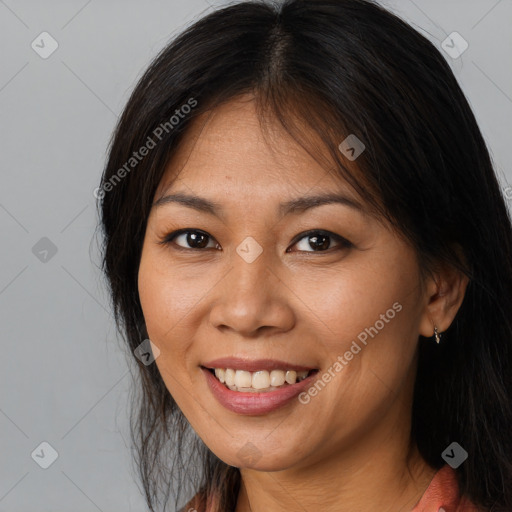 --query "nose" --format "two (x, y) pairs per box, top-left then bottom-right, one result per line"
(208, 245), (295, 338)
